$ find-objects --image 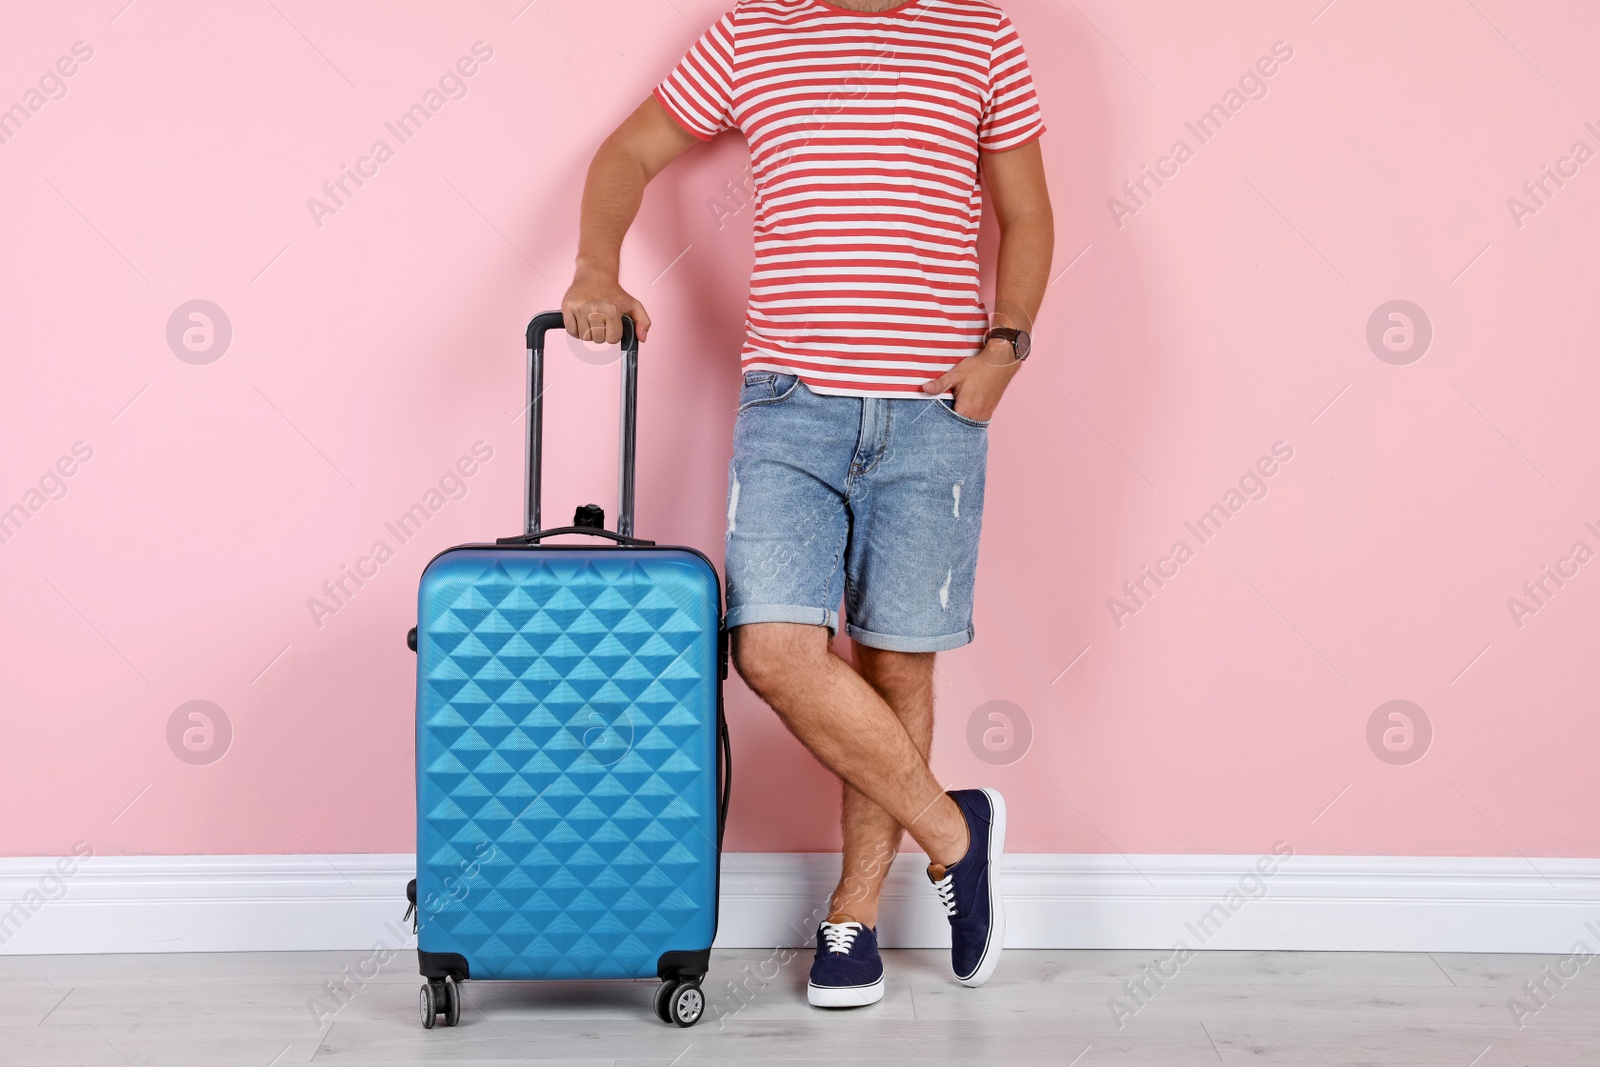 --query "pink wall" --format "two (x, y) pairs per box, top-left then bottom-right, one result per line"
(4, 0), (1598, 861)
